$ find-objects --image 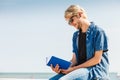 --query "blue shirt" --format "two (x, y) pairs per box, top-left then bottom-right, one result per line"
(72, 22), (109, 79)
